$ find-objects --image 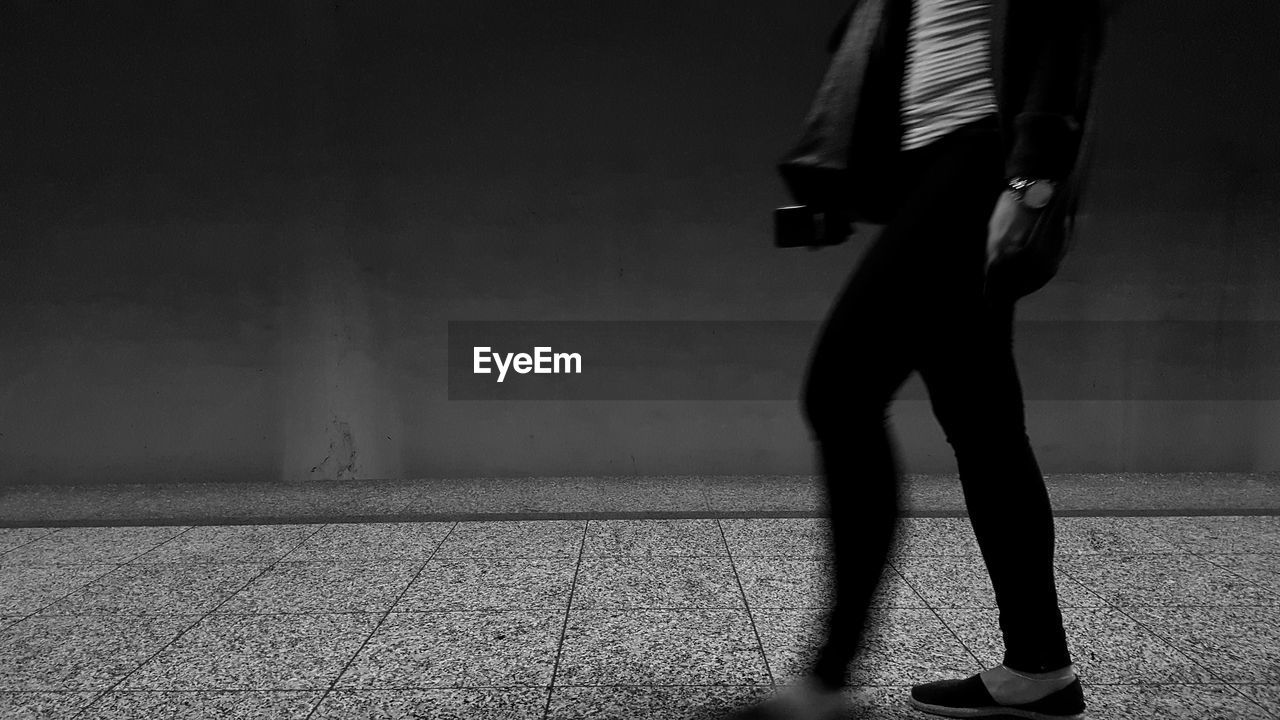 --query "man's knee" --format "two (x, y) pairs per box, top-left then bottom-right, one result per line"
(942, 421), (1030, 454)
(802, 362), (893, 439)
